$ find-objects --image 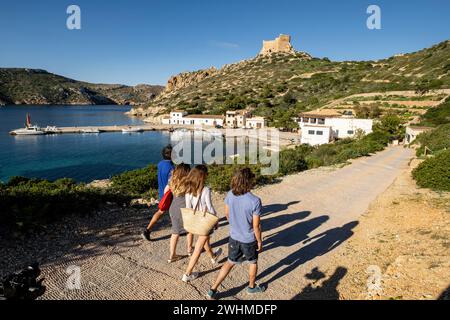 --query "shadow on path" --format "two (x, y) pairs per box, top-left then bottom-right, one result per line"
(264, 215), (329, 252)
(258, 221), (358, 288)
(212, 201), (305, 249)
(292, 266), (348, 300)
(261, 201), (301, 217)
